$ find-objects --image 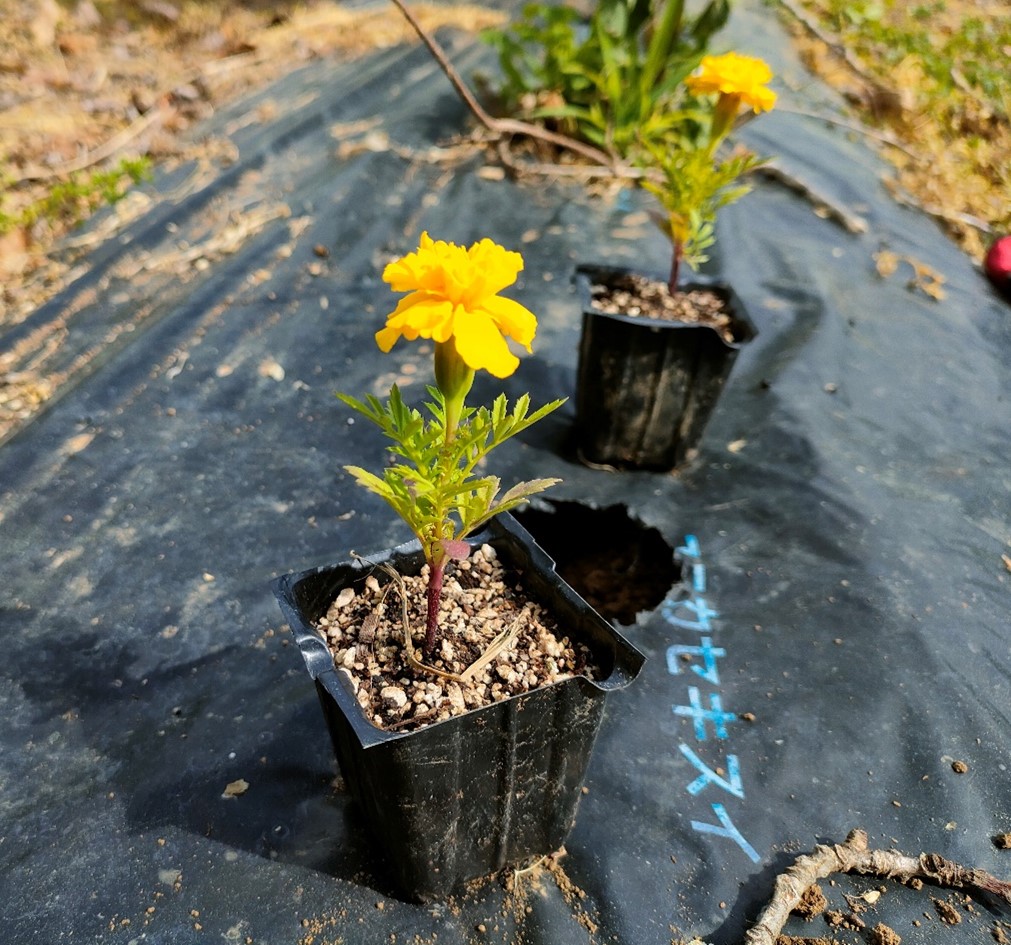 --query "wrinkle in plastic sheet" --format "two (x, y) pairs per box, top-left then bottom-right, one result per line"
(0, 7), (1008, 945)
